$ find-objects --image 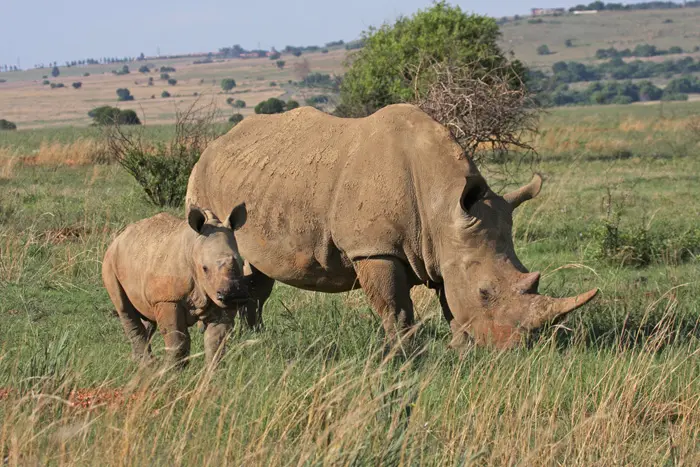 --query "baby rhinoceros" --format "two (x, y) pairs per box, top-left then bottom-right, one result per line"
(102, 204), (248, 366)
